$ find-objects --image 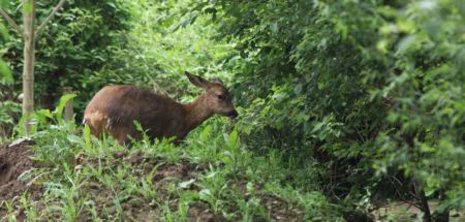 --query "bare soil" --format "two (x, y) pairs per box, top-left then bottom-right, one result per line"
(260, 194), (304, 221)
(75, 151), (225, 221)
(1, 146), (304, 221)
(374, 201), (465, 222)
(0, 140), (42, 218)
